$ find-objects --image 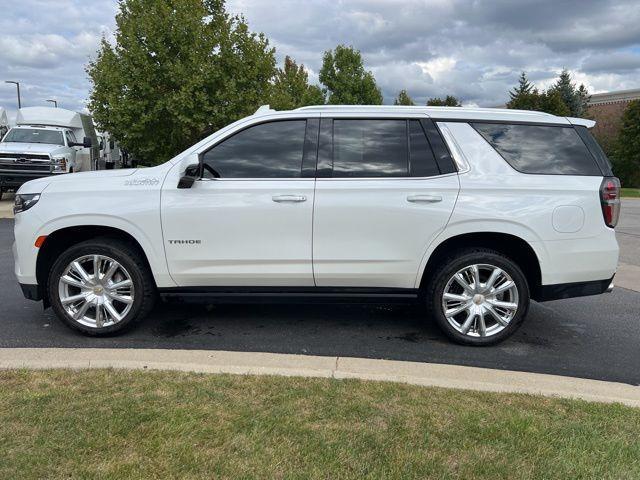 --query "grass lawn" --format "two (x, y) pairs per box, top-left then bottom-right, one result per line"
(1, 370), (639, 479)
(621, 188), (640, 198)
